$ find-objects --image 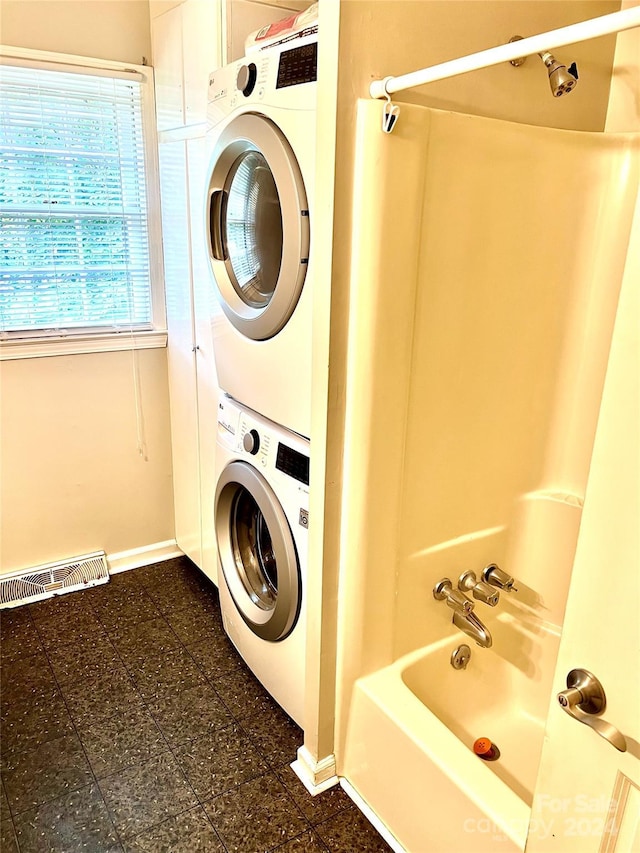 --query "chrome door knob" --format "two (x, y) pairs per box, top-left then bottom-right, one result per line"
(557, 669), (627, 752)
